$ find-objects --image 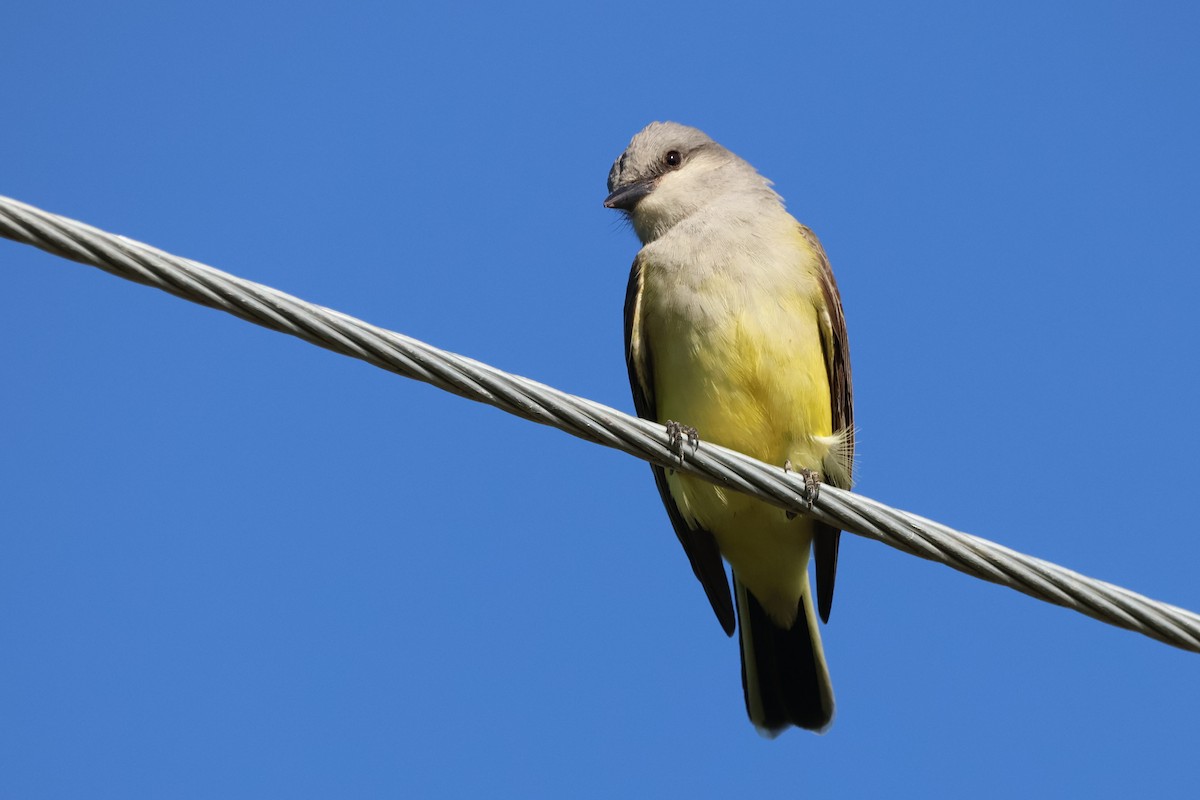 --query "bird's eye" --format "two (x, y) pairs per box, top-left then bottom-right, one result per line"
(664, 150), (682, 168)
